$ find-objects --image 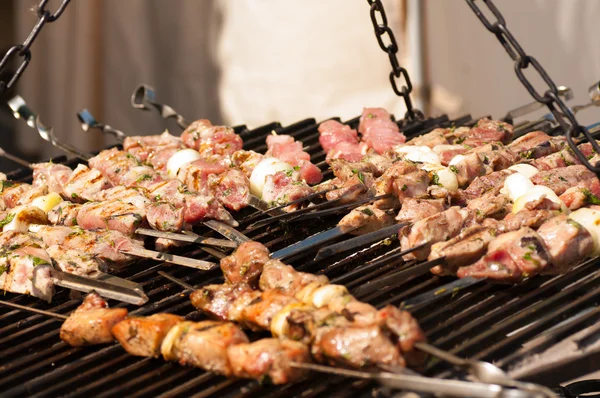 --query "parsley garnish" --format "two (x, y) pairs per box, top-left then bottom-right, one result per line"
(431, 173), (442, 186)
(284, 169), (294, 177)
(293, 165), (300, 171)
(582, 188), (600, 205)
(360, 207), (374, 216)
(449, 165), (459, 174)
(223, 188), (232, 196)
(0, 265), (6, 275)
(0, 213), (15, 228)
(31, 256), (49, 266)
(136, 174), (152, 183)
(71, 192), (79, 200)
(352, 169), (365, 184)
